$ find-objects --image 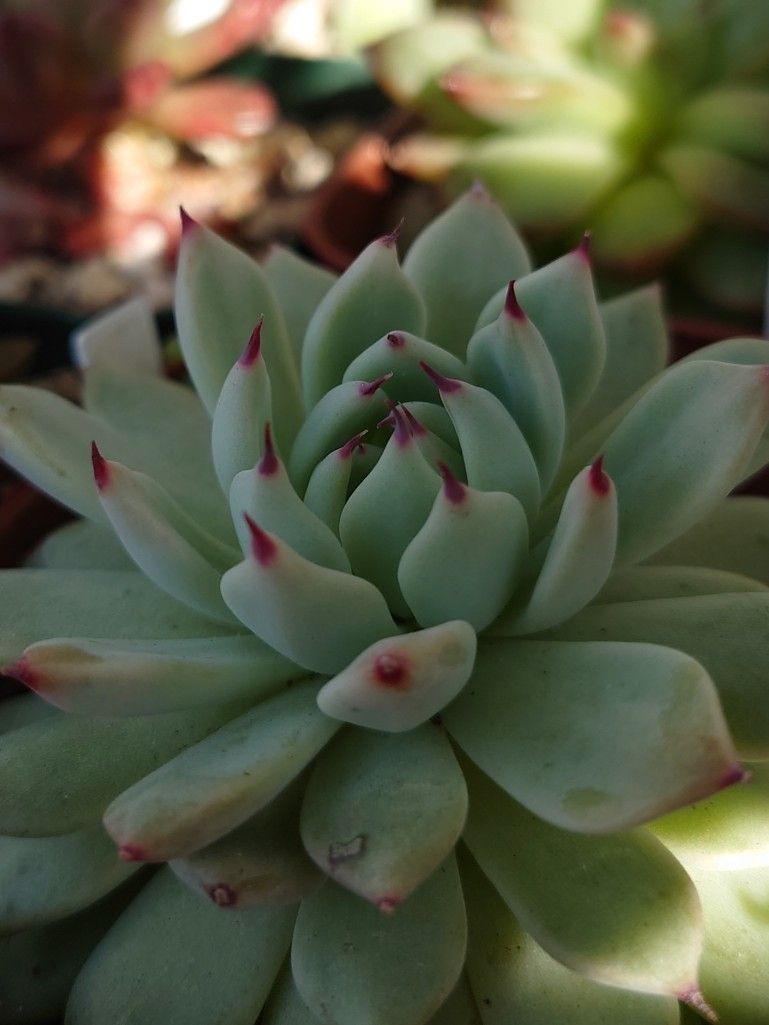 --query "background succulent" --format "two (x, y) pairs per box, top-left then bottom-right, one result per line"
(371, 0), (769, 317)
(2, 188), (769, 1024)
